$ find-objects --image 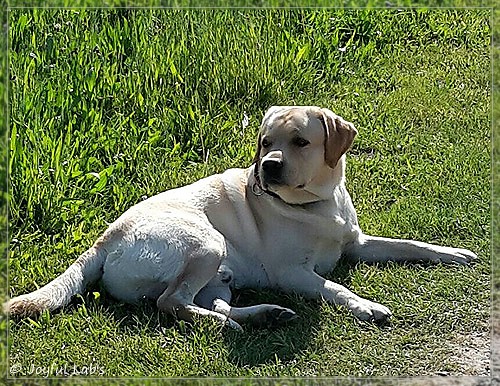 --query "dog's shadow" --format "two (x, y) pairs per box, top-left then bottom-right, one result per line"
(75, 259), (382, 369)
(220, 289), (323, 367)
(220, 259), (358, 367)
(79, 286), (324, 367)
(63, 256), (460, 371)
